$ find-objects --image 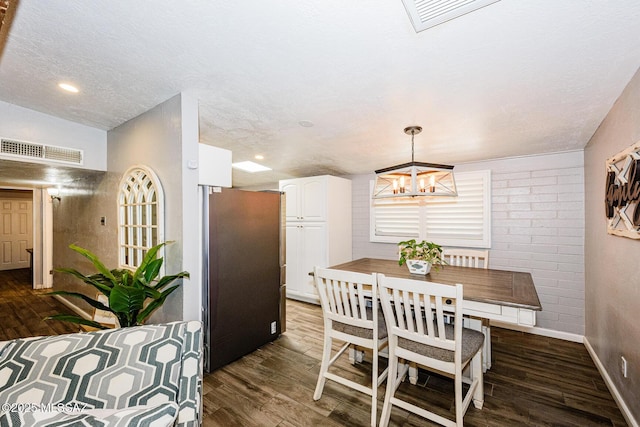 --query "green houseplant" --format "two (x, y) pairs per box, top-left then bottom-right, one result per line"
(46, 242), (189, 329)
(397, 239), (445, 274)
